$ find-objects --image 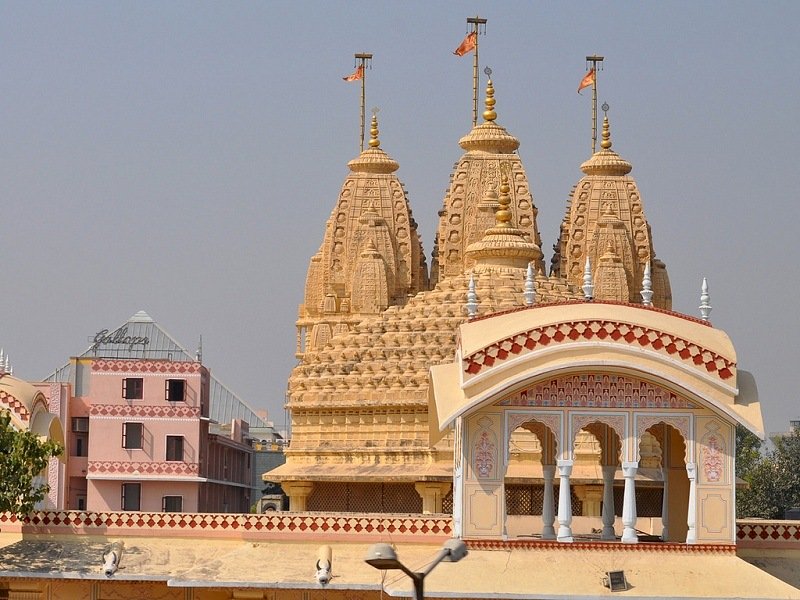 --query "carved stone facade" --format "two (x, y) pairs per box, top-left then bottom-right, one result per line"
(297, 114), (428, 357)
(555, 117), (672, 308)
